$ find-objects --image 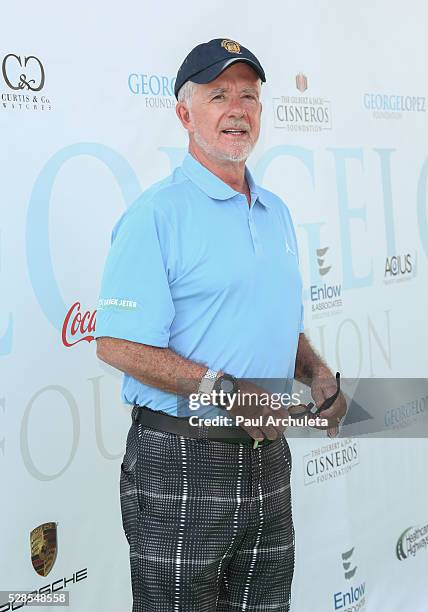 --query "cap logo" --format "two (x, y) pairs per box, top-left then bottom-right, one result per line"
(221, 39), (241, 54)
